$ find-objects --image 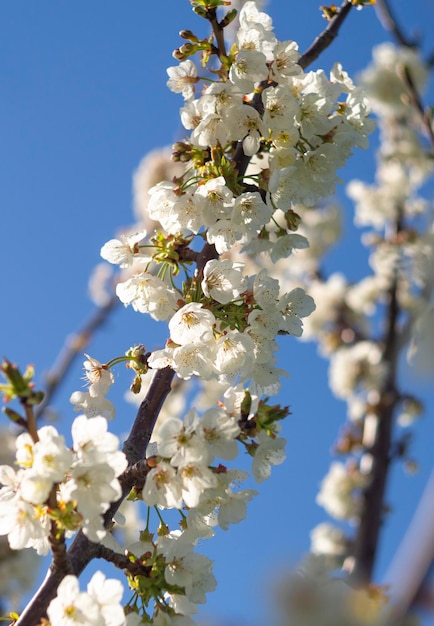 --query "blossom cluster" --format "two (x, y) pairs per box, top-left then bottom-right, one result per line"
(0, 1), (396, 623)
(123, 381), (287, 619)
(147, 270), (315, 394)
(144, 388), (286, 510)
(70, 353), (116, 420)
(168, 4), (373, 218)
(277, 556), (387, 626)
(102, 0), (373, 396)
(47, 572), (126, 626)
(0, 414), (127, 551)
(256, 41), (434, 566)
(87, 2), (375, 617)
